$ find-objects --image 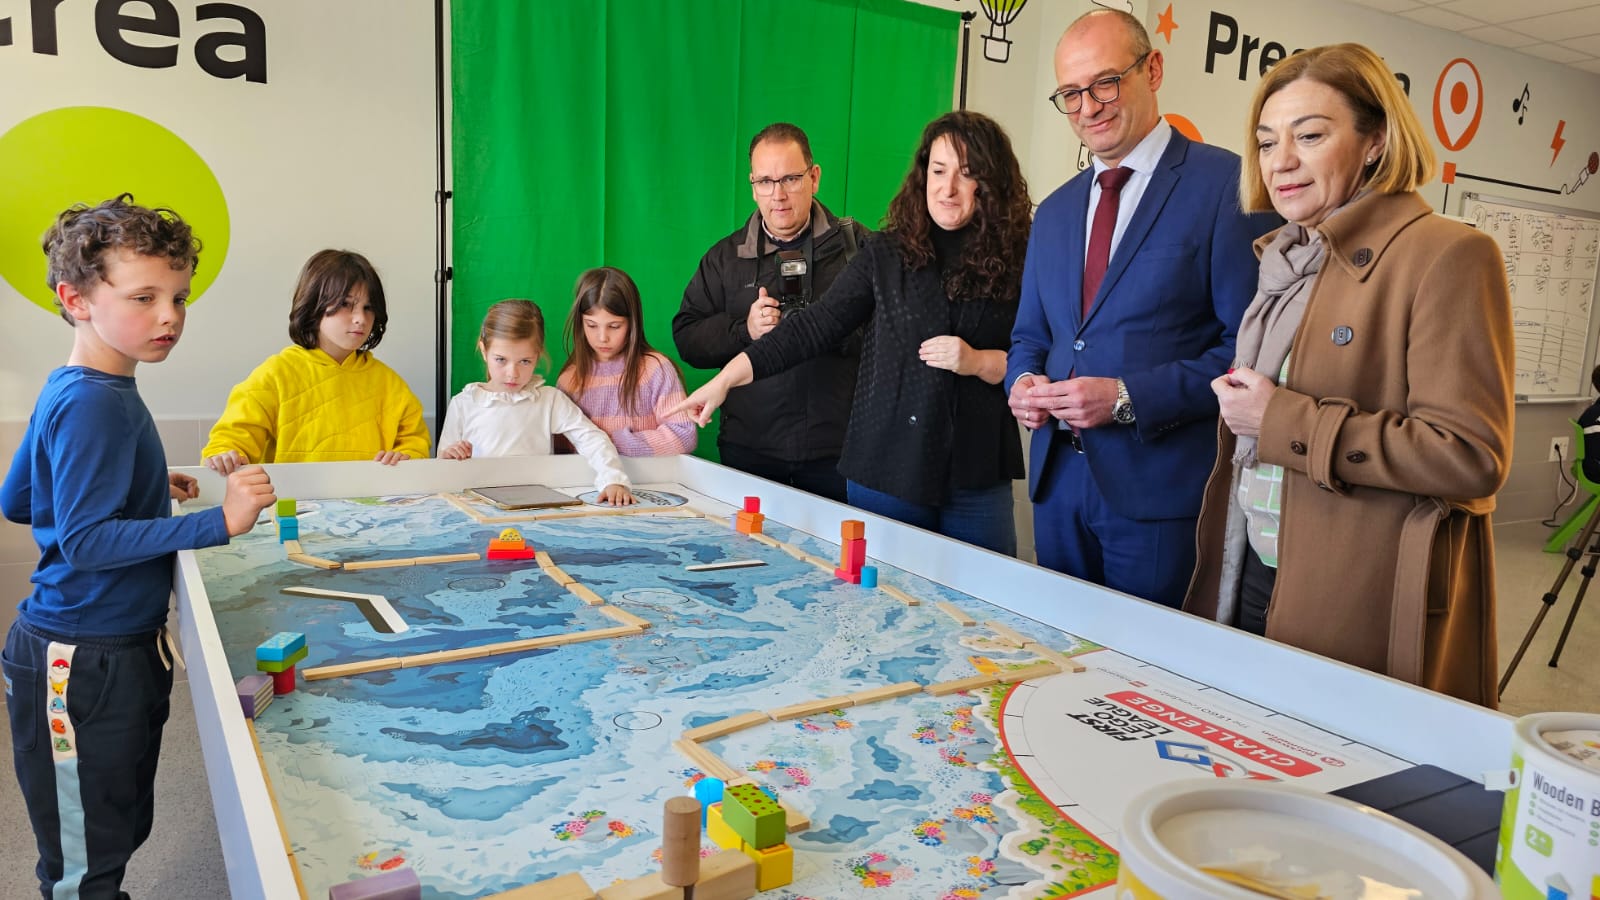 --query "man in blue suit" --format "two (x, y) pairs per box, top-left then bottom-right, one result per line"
(1007, 9), (1276, 608)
